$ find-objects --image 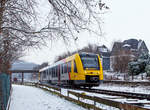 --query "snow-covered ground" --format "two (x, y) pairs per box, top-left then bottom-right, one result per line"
(103, 71), (150, 81)
(10, 85), (86, 110)
(9, 83), (150, 110)
(97, 71), (150, 94)
(95, 83), (150, 94)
